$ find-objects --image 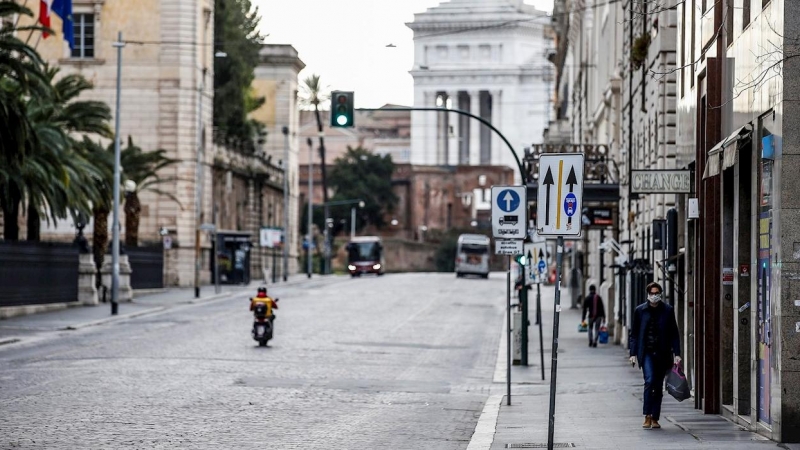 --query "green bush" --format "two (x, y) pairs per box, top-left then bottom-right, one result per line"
(434, 235), (458, 272)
